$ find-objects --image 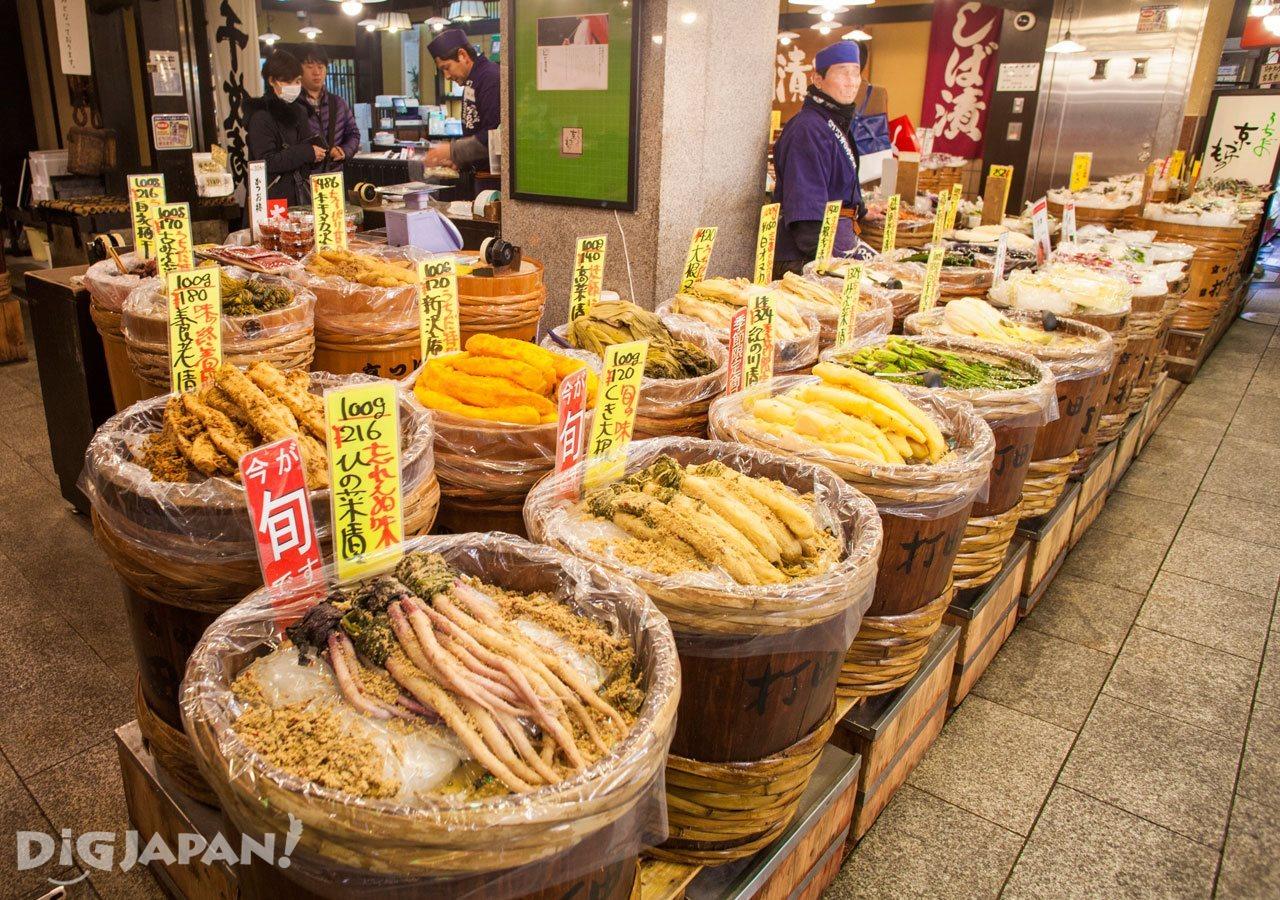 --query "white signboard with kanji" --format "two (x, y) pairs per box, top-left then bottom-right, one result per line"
(1203, 94), (1280, 187)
